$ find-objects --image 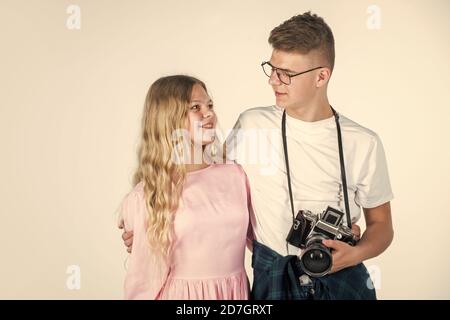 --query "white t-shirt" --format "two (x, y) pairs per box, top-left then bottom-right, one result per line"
(226, 105), (394, 256)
